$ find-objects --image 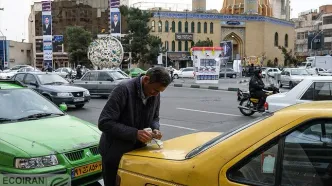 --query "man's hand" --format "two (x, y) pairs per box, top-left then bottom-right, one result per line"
(137, 130), (153, 143)
(152, 129), (162, 140)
